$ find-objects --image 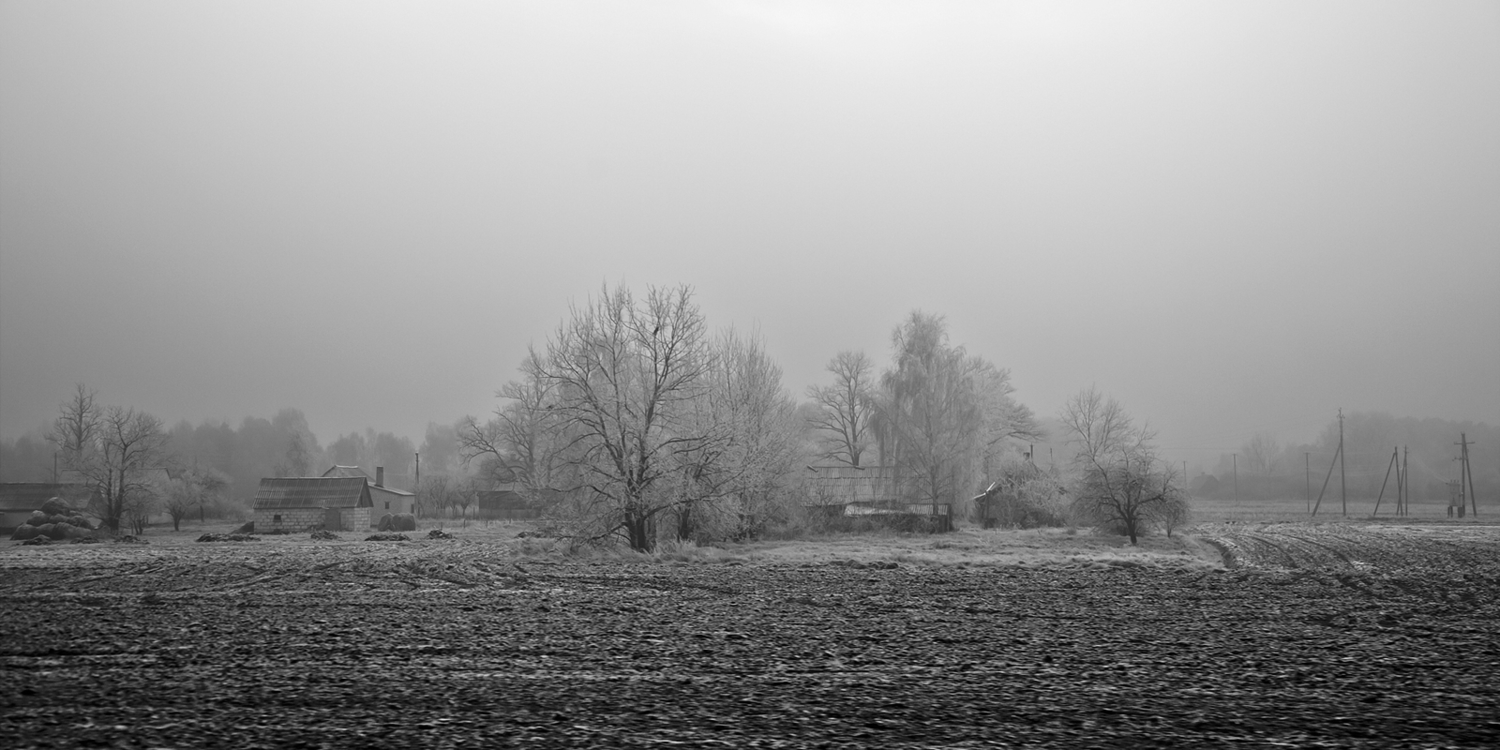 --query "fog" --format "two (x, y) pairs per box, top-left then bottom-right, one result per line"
(2, 1), (1496, 455)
